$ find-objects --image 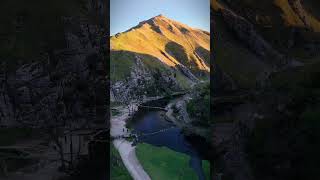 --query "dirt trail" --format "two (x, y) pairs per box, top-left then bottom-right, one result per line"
(111, 104), (151, 180)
